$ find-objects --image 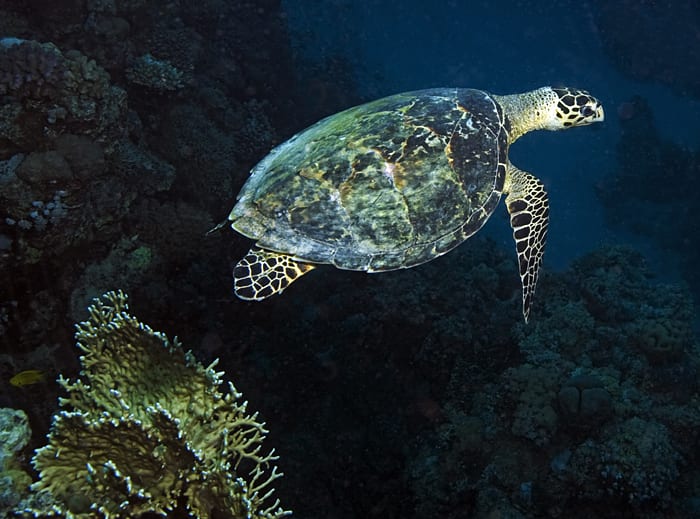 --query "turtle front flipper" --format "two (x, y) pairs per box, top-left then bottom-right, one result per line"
(504, 165), (549, 323)
(233, 247), (316, 301)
